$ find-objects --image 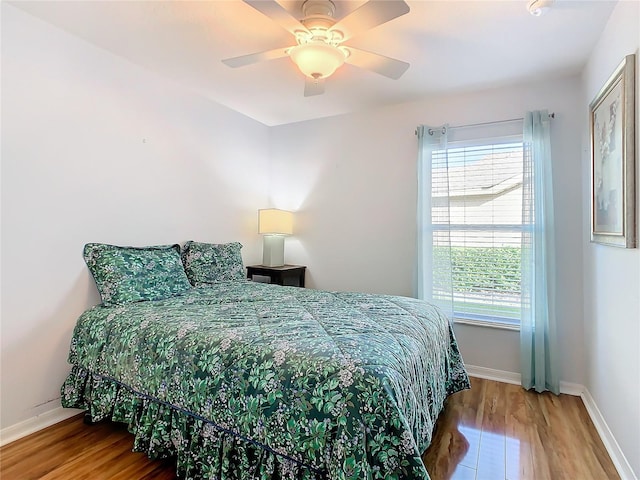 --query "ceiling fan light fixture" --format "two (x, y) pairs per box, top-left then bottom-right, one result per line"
(527, 0), (554, 16)
(289, 42), (346, 79)
(222, 0), (411, 95)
